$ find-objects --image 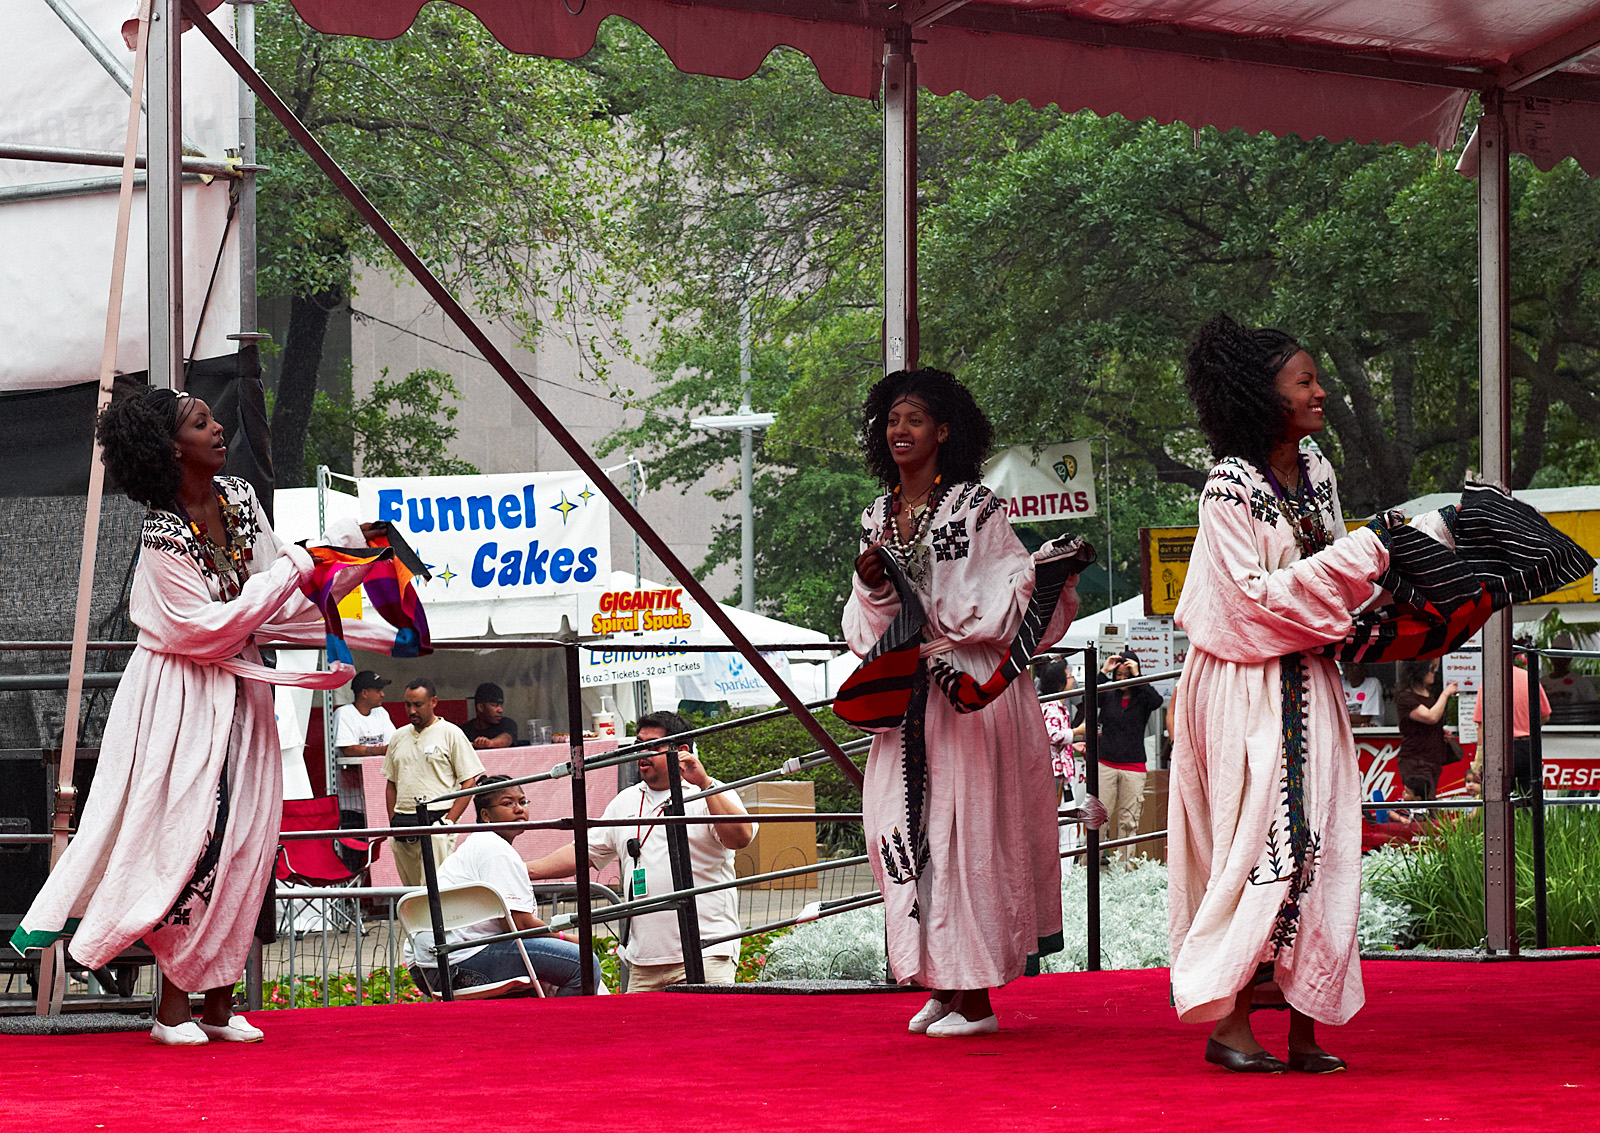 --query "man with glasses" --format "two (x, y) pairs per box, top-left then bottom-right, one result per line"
(525, 711), (755, 991)
(406, 775), (603, 996)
